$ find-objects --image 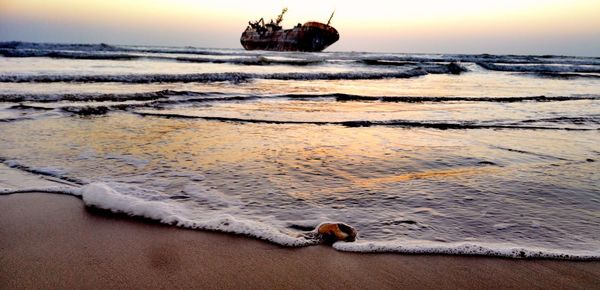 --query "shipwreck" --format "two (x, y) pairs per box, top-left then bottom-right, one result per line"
(241, 8), (339, 52)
